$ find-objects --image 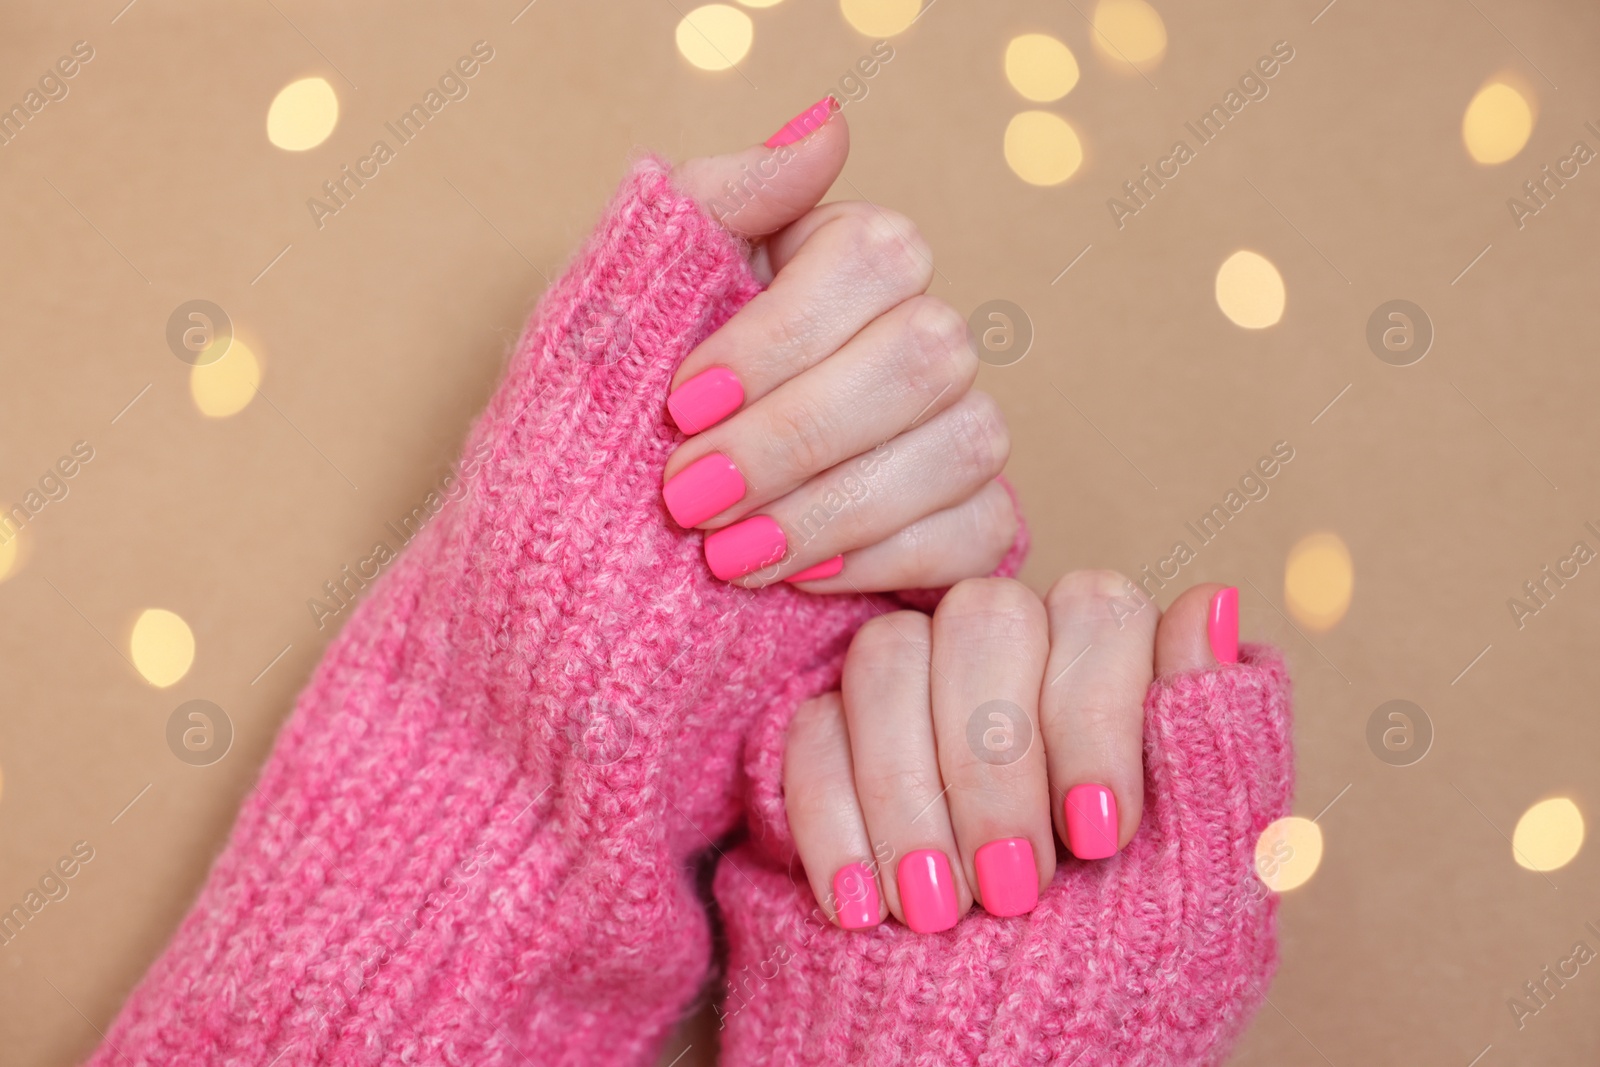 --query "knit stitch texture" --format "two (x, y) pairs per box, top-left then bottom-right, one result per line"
(81, 153), (1289, 1067)
(85, 155), (936, 1067)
